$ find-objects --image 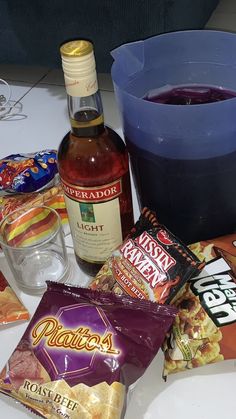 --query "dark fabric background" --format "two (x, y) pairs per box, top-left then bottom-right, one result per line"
(0, 0), (219, 72)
